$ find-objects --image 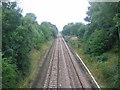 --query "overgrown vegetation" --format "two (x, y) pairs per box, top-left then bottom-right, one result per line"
(62, 2), (119, 88)
(2, 2), (58, 88)
(19, 41), (52, 88)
